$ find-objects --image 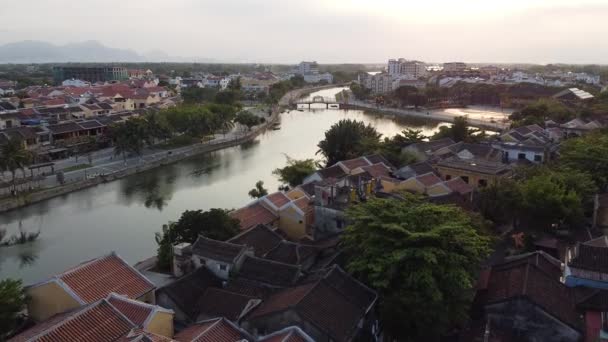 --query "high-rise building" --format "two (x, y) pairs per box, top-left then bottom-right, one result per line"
(443, 62), (467, 73)
(297, 61), (319, 75)
(364, 73), (394, 94)
(52, 66), (129, 85)
(387, 59), (427, 79)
